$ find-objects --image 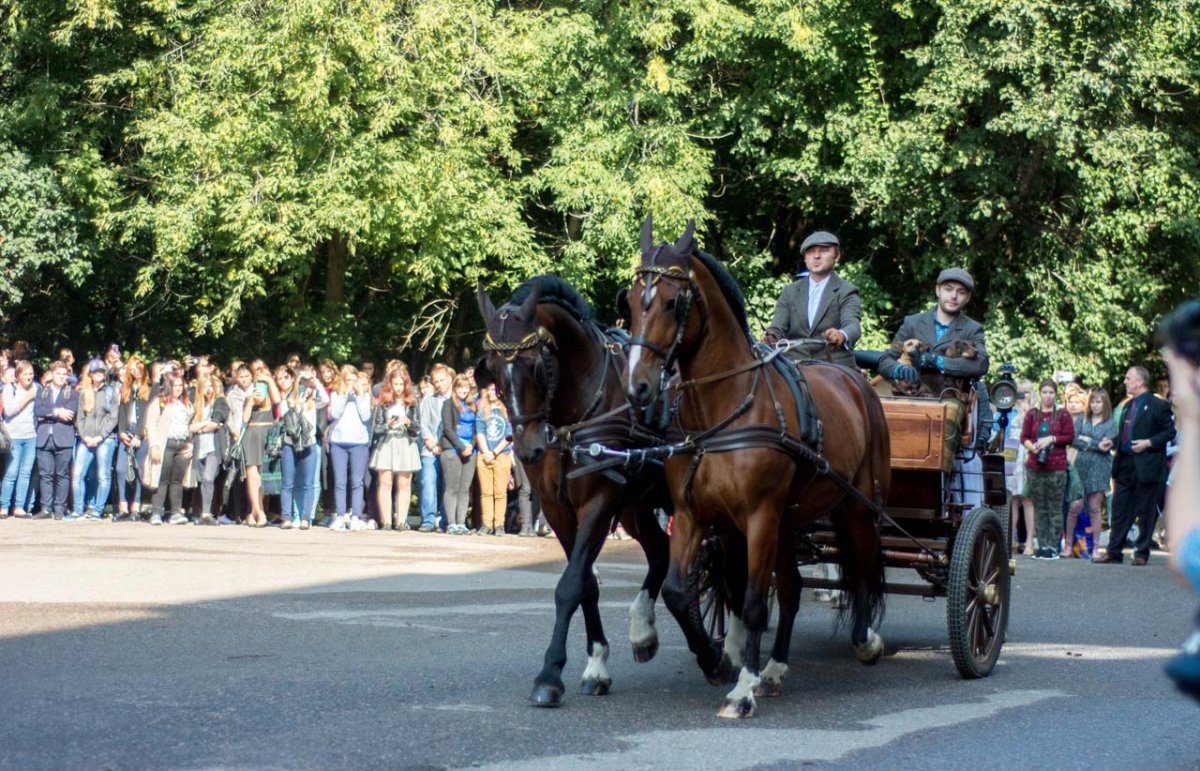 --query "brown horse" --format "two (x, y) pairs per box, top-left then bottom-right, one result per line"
(624, 217), (891, 718)
(477, 276), (672, 707)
